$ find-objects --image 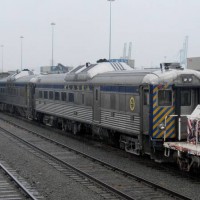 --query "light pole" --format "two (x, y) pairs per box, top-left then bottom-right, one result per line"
(108, 0), (115, 60)
(1, 45), (3, 73)
(20, 36), (24, 70)
(51, 22), (56, 67)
